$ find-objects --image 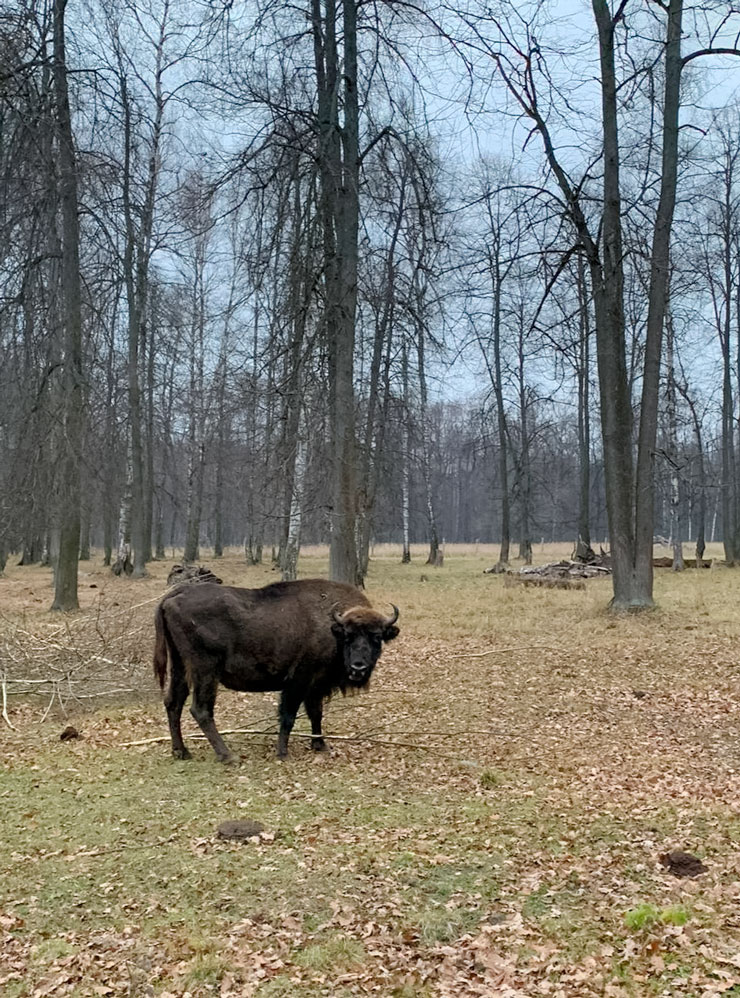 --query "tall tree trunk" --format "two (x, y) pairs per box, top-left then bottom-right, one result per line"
(416, 321), (440, 566)
(103, 282), (121, 568)
(357, 164), (405, 580)
(50, 0), (83, 611)
(492, 274), (510, 569)
(79, 489), (91, 561)
(281, 411), (307, 582)
(721, 328), (736, 565)
(576, 255), (593, 555)
(116, 7), (167, 576)
(213, 426), (225, 558)
(313, 0), (359, 584)
(401, 336), (412, 564)
(213, 310), (233, 559)
(678, 383), (707, 563)
(103, 512), (113, 567)
(277, 161), (311, 568)
(183, 443), (204, 563)
(183, 278), (206, 563)
(113, 447), (133, 576)
(665, 313), (684, 570)
(155, 346), (177, 561)
(245, 306), (263, 567)
(142, 291), (156, 561)
(358, 321), (394, 577)
(633, 0), (683, 598)
(734, 229), (740, 559)
(516, 314), (532, 564)
(718, 148), (737, 563)
(362, 327), (394, 575)
(121, 74), (148, 579)
(589, 0), (637, 607)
